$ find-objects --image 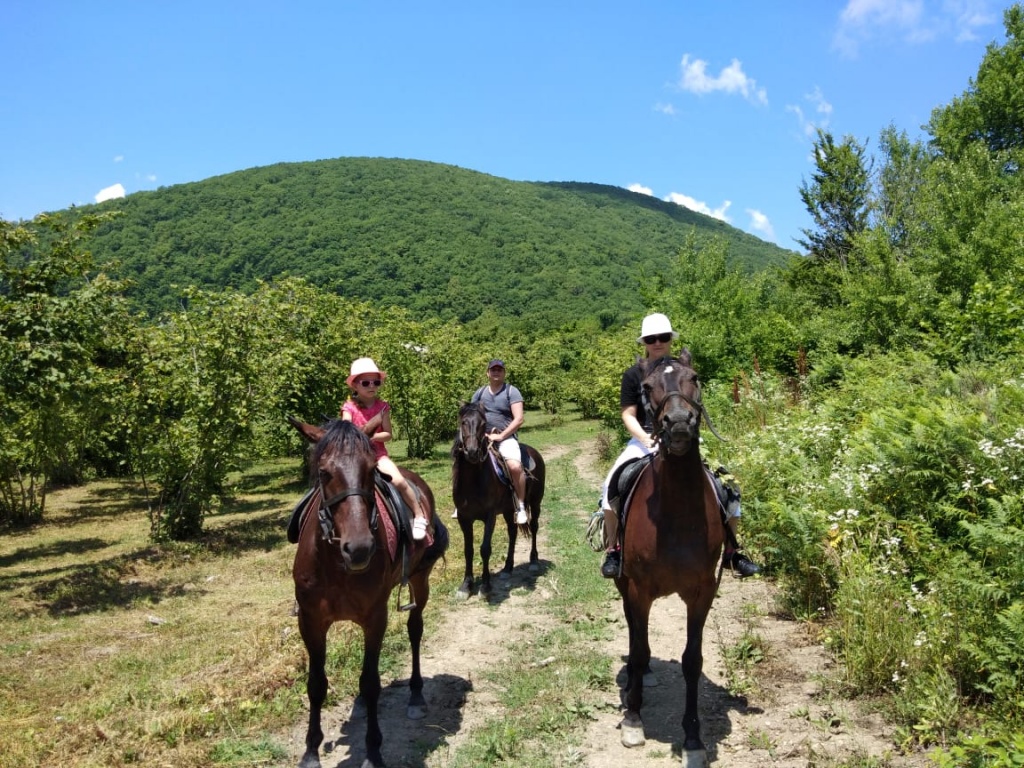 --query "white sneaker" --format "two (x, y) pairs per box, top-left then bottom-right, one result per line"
(516, 503), (528, 525)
